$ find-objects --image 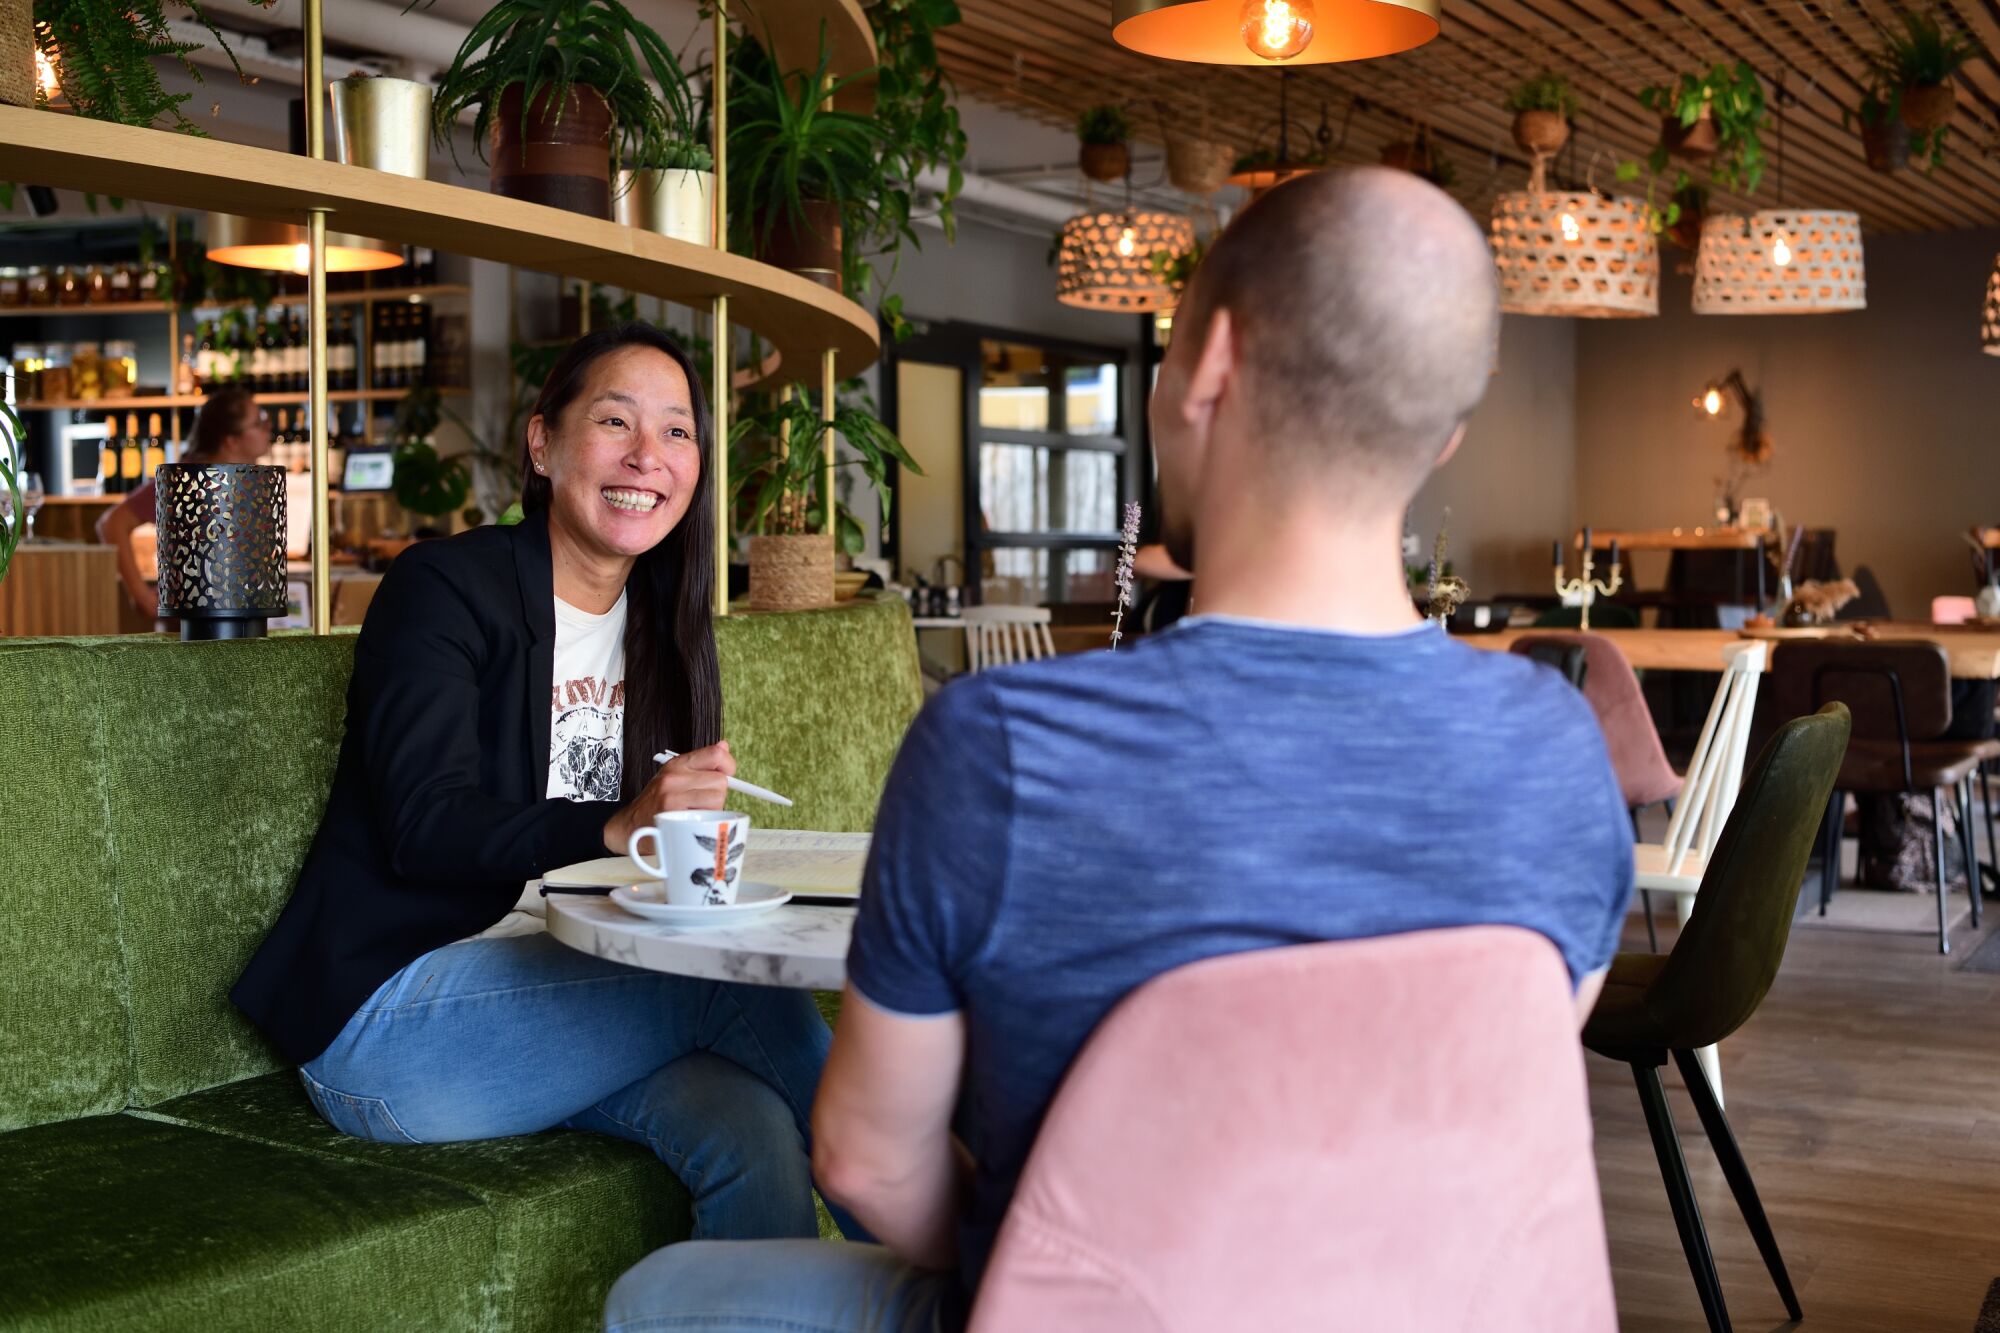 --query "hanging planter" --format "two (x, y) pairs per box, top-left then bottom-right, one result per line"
(1865, 10), (1980, 165)
(1902, 81), (1956, 131)
(1665, 184), (1708, 251)
(1853, 92), (1911, 173)
(1661, 106), (1719, 160)
(1503, 70), (1577, 158)
(1380, 133), (1456, 191)
(0, 0), (32, 109)
(1077, 105), (1132, 182)
(1166, 133), (1235, 195)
